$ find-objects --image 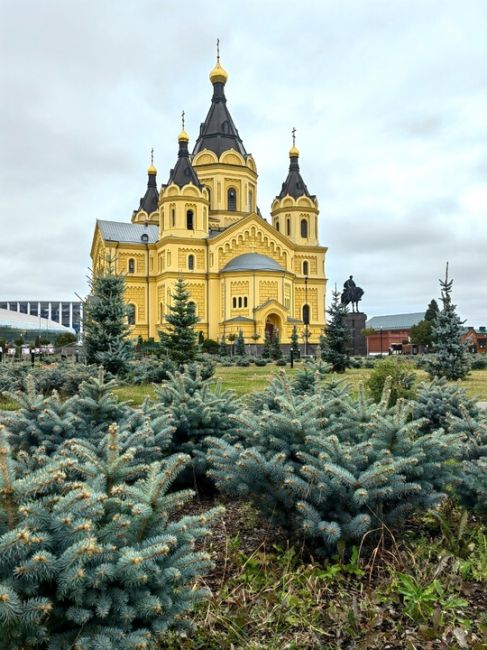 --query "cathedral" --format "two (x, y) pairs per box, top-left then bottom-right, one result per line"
(90, 54), (327, 348)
